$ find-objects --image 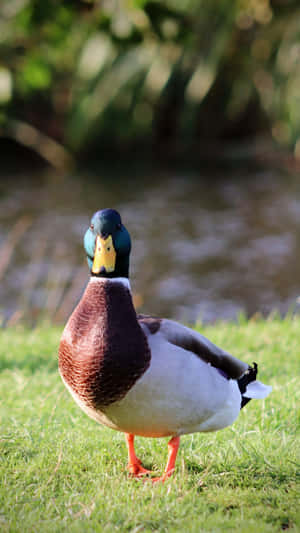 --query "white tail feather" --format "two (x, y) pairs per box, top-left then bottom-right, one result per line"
(244, 380), (272, 399)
